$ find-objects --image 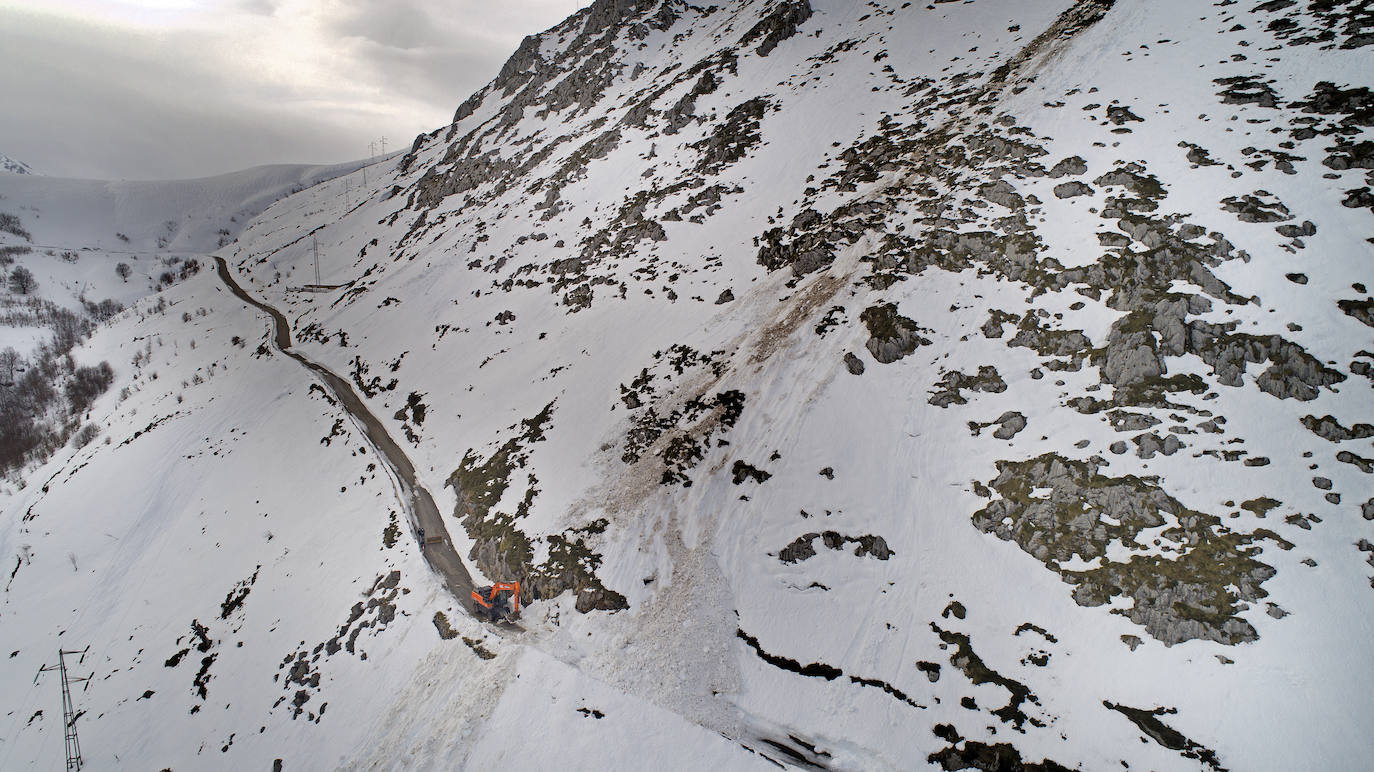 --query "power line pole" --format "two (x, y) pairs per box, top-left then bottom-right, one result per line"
(312, 237), (321, 286)
(380, 136), (387, 155)
(36, 648), (90, 771)
(366, 141), (375, 186)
